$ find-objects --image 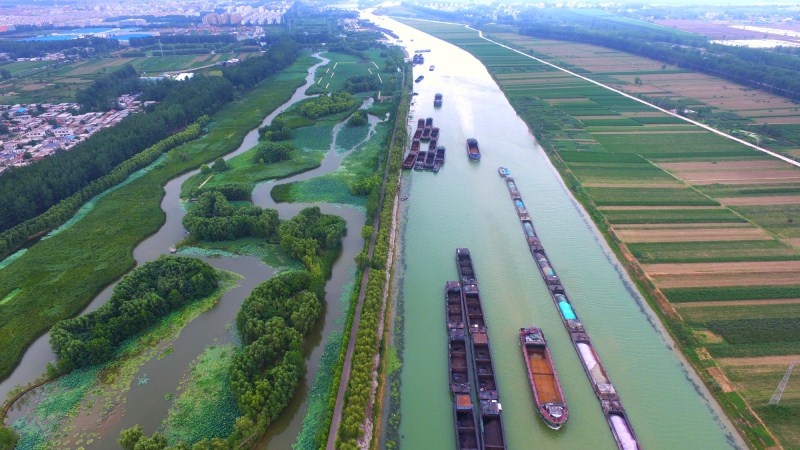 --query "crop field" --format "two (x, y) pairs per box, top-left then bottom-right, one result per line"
(492, 32), (800, 126)
(396, 19), (800, 448)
